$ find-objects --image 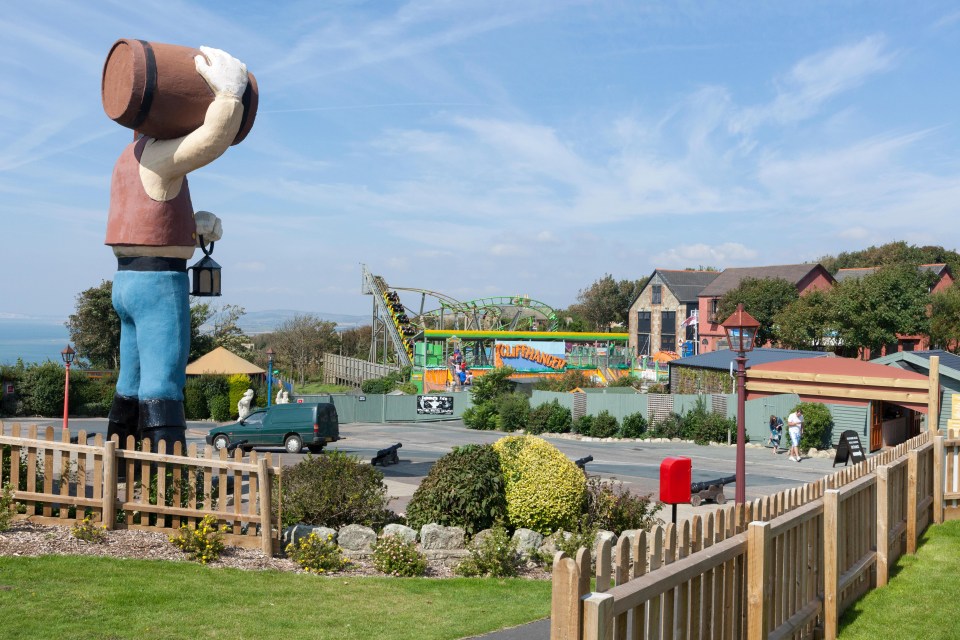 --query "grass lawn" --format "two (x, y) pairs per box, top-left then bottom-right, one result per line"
(295, 382), (351, 394)
(0, 556), (551, 640)
(839, 520), (960, 639)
